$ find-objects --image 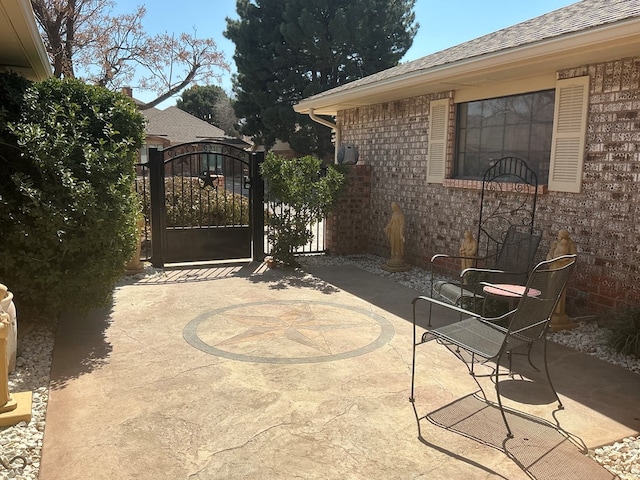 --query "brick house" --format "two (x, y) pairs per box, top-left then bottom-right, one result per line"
(294, 0), (640, 313)
(134, 103), (250, 179)
(138, 104), (249, 159)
